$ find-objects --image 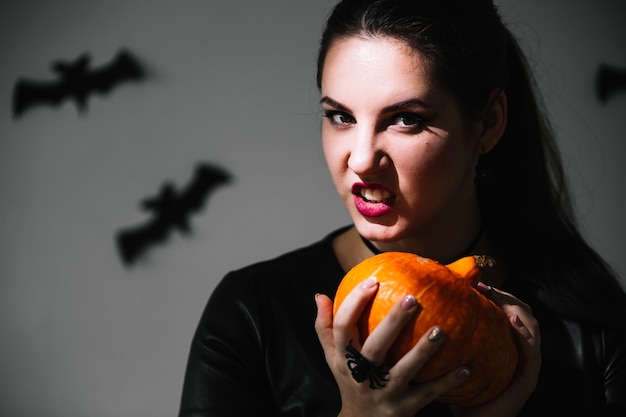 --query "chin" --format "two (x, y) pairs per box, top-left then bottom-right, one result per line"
(353, 219), (401, 243)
